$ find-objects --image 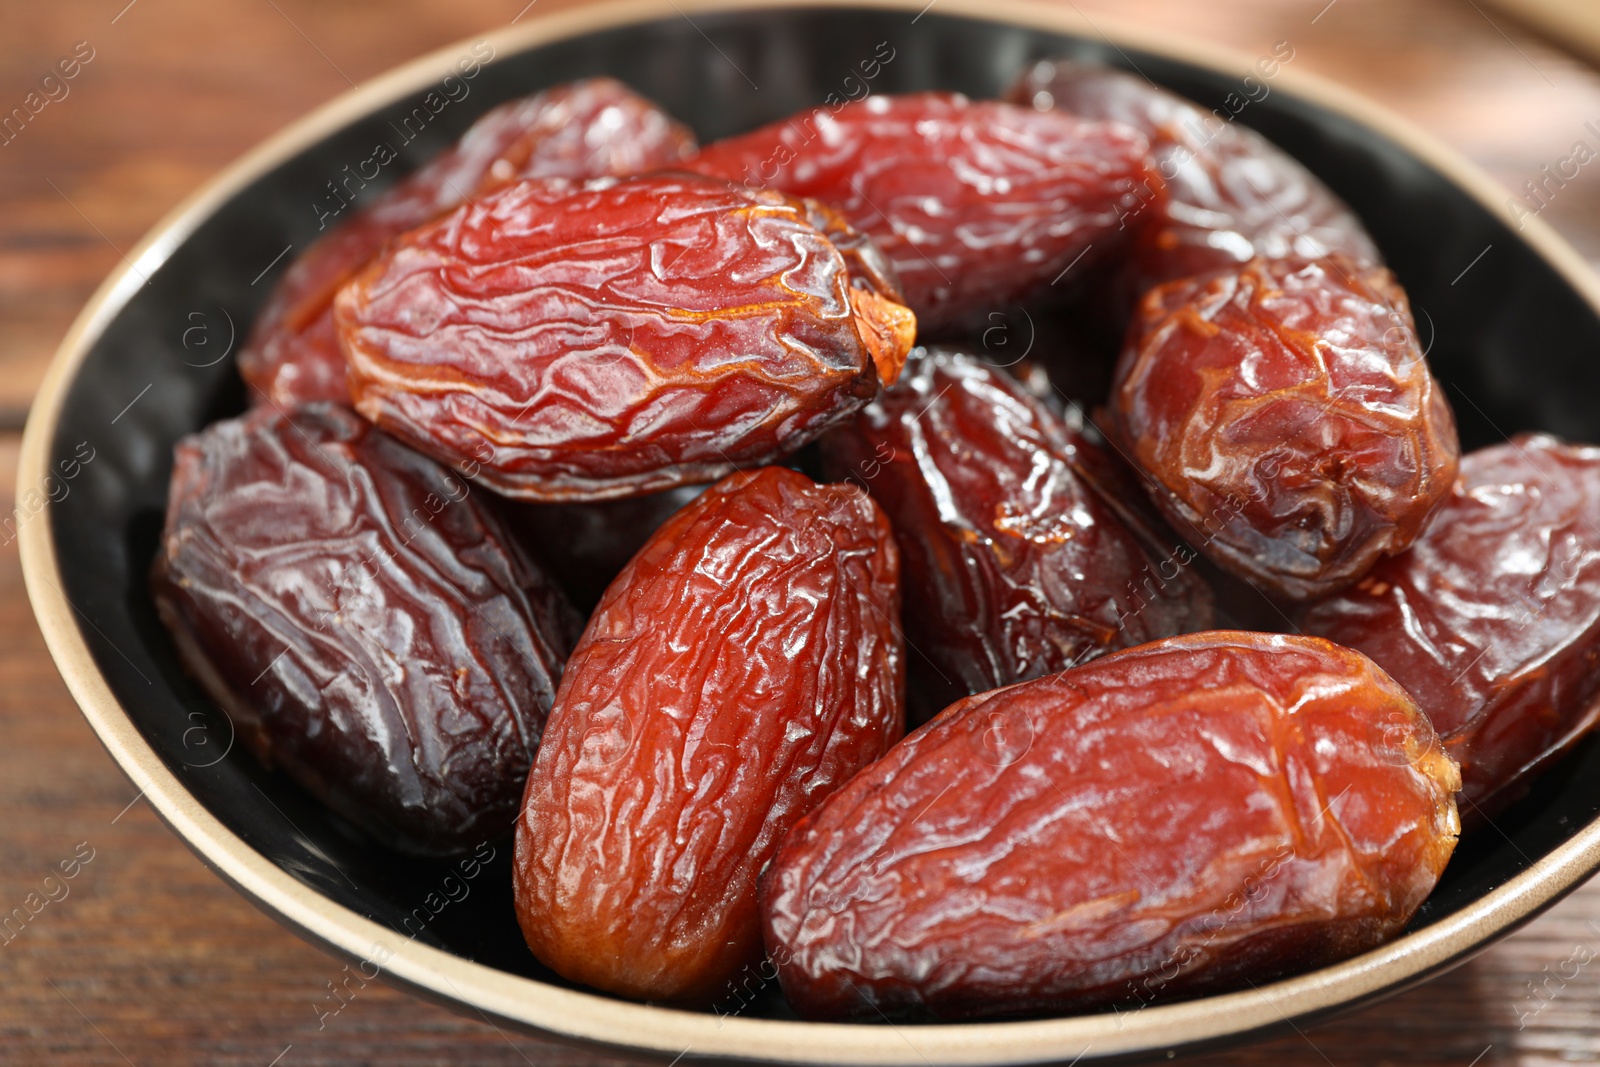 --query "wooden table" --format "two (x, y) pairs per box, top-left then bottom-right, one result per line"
(5, 0), (1600, 1062)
